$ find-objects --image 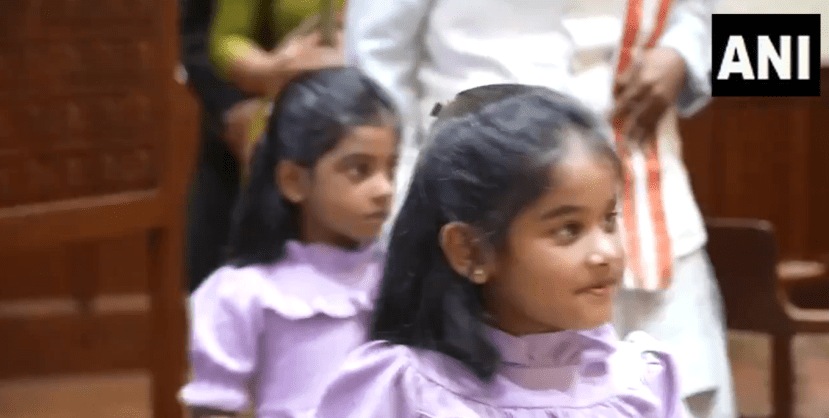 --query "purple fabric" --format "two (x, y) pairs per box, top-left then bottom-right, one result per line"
(179, 240), (383, 418)
(316, 324), (684, 417)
